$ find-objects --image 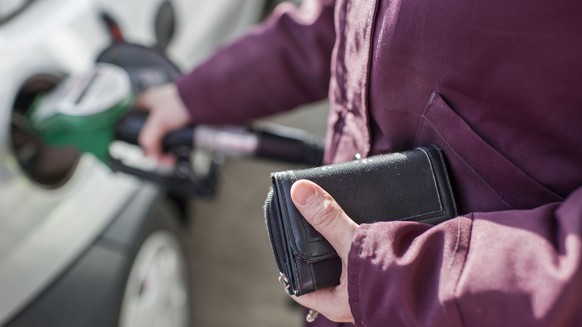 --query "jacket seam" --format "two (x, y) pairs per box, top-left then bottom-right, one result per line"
(413, 92), (437, 146)
(352, 229), (368, 327)
(452, 213), (474, 327)
(422, 116), (513, 209)
(362, 0), (381, 158)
